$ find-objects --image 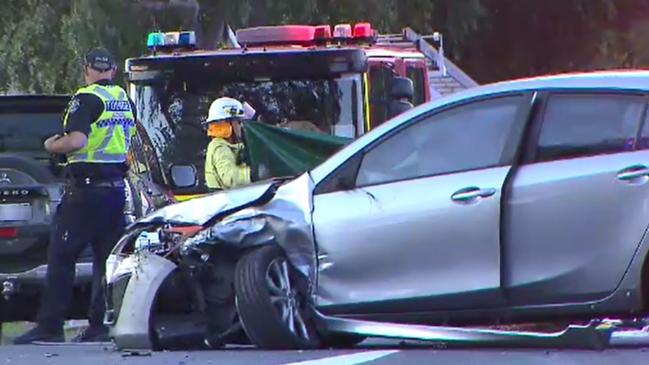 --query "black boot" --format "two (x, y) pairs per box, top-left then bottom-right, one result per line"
(71, 325), (110, 343)
(13, 325), (64, 345)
